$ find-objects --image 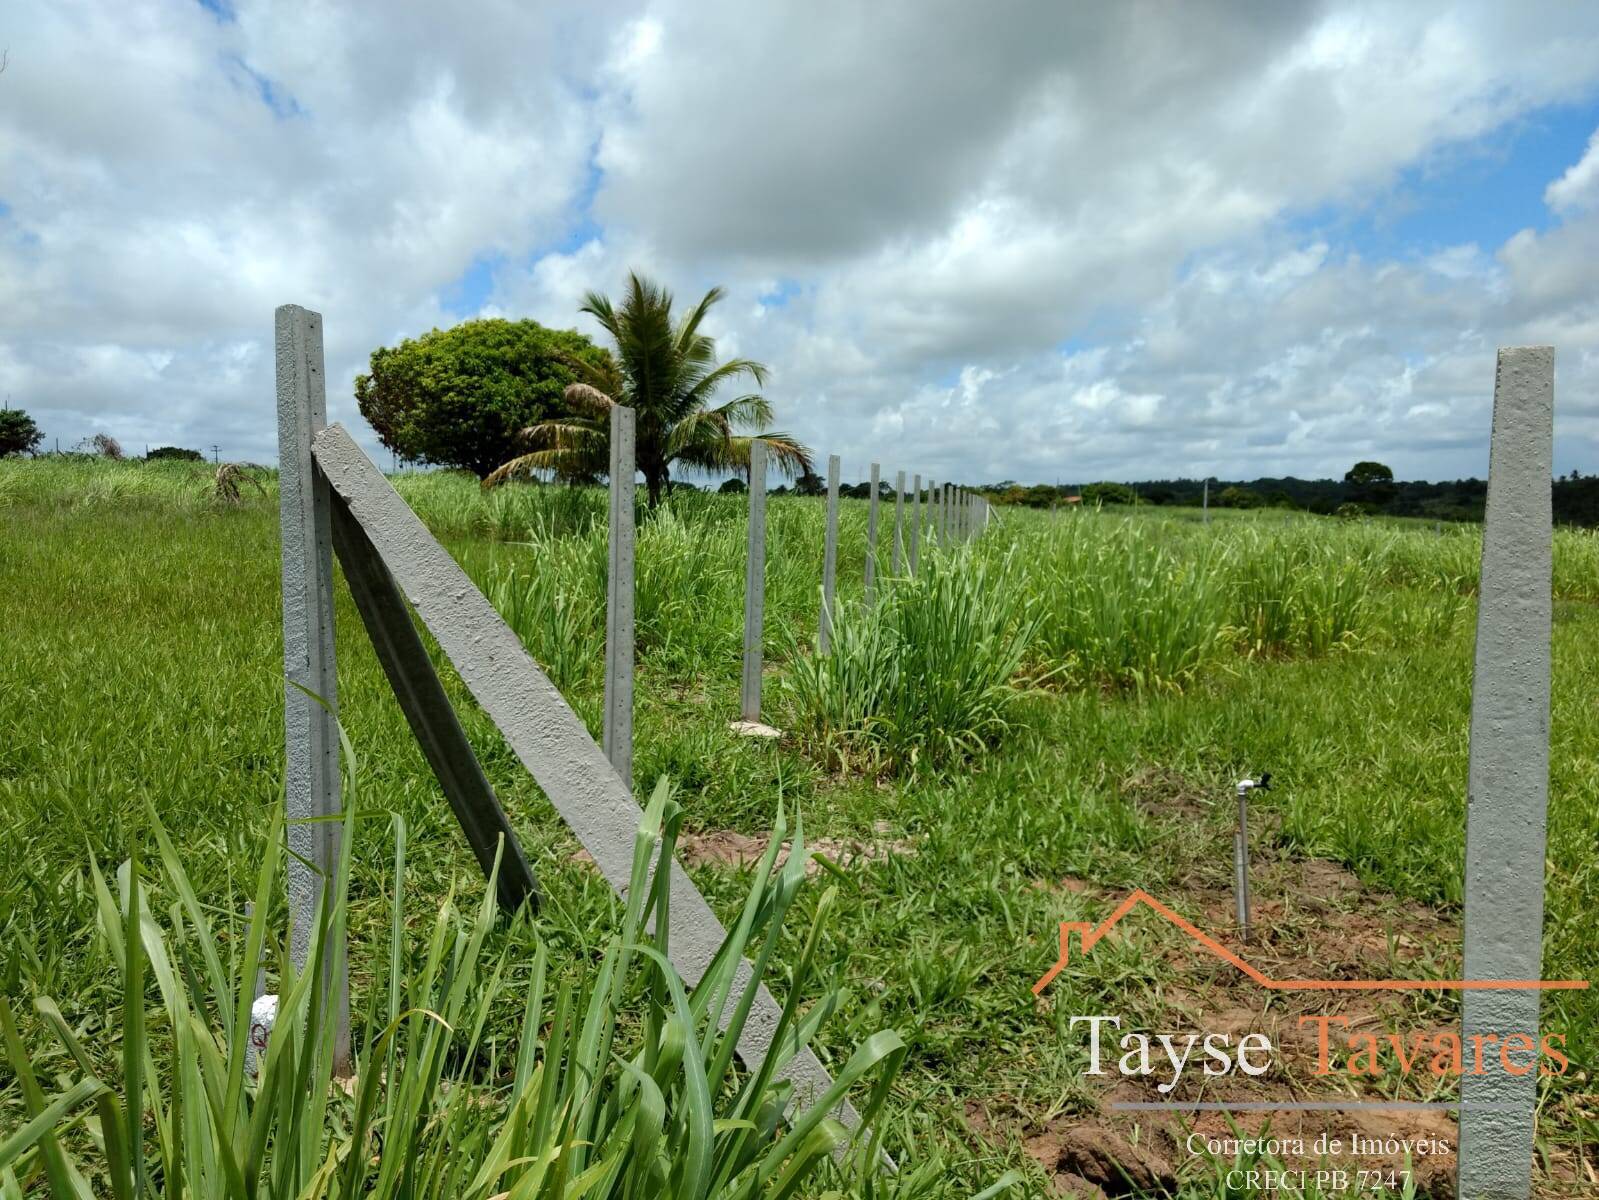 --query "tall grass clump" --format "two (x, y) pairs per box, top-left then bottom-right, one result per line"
(1229, 525), (1372, 658)
(783, 550), (1039, 773)
(634, 505), (745, 671)
(1025, 516), (1230, 693)
(479, 527), (607, 693)
(0, 753), (931, 1199)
